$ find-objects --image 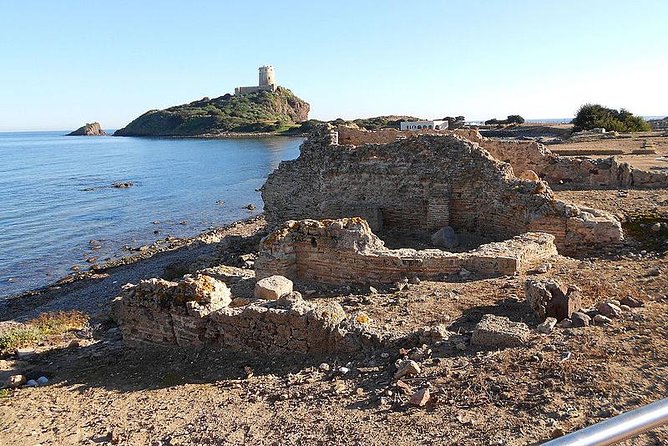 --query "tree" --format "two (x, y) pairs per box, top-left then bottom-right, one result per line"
(572, 104), (651, 132)
(506, 115), (525, 124)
